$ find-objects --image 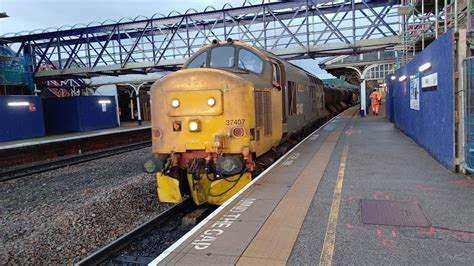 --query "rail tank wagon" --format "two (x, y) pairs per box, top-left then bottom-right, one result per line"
(146, 40), (353, 205)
